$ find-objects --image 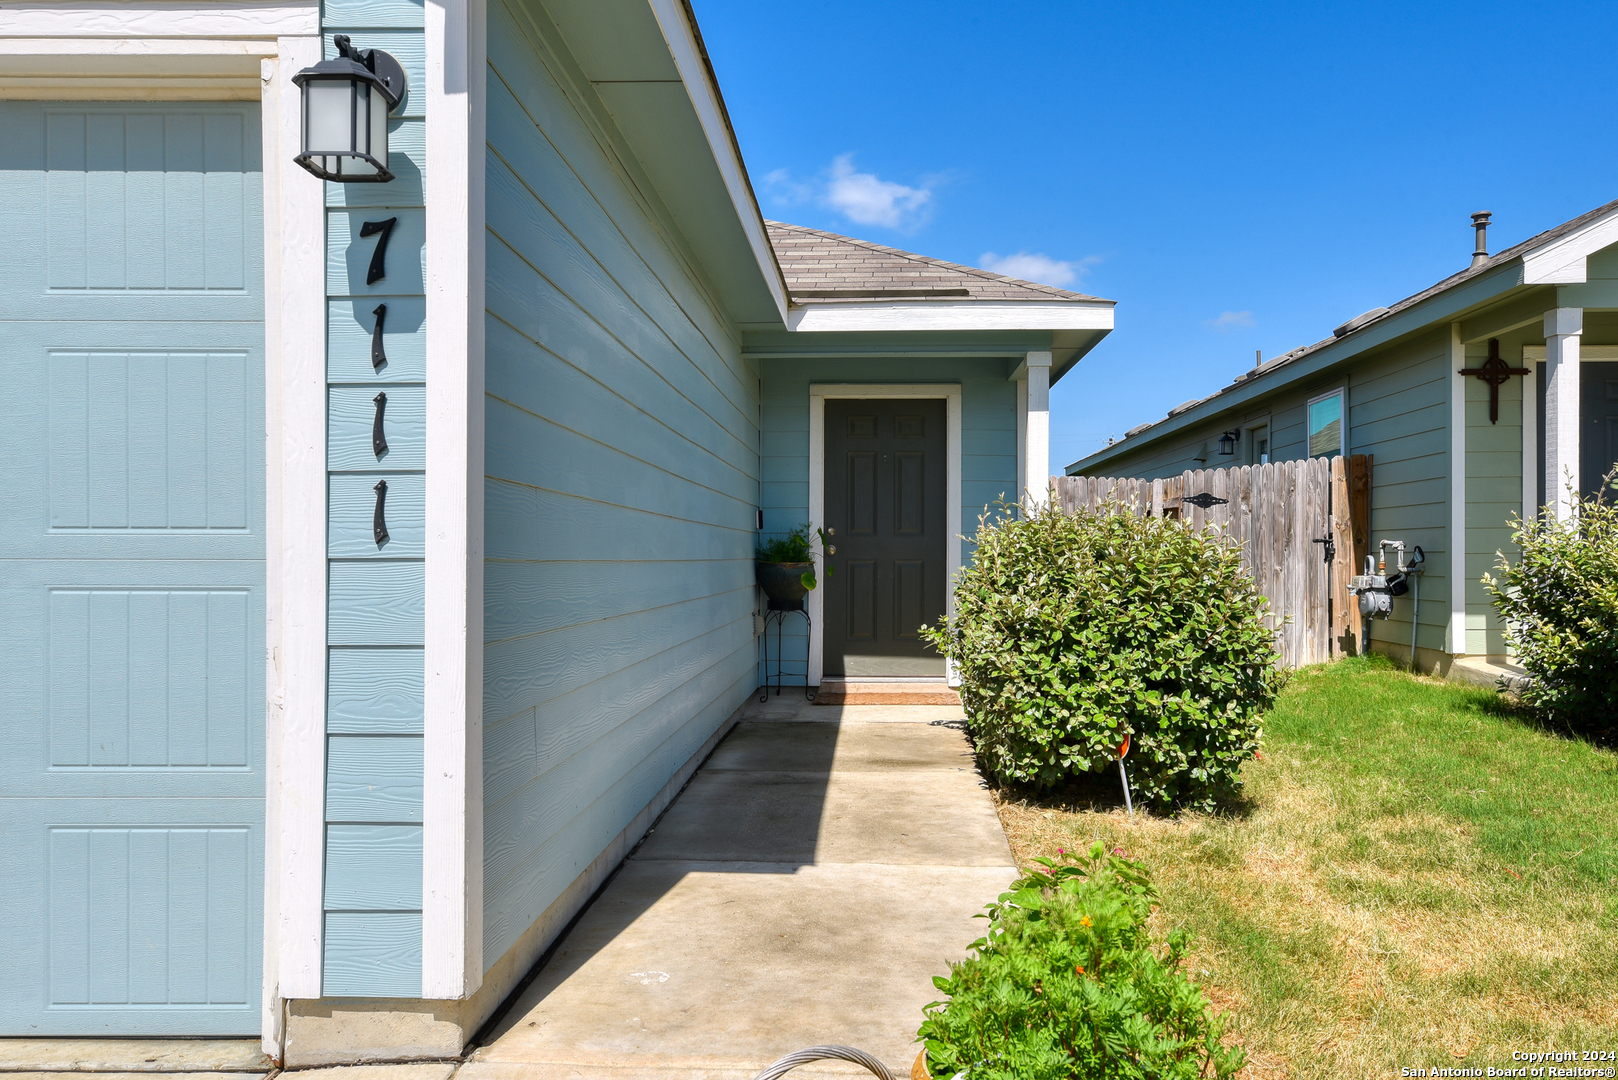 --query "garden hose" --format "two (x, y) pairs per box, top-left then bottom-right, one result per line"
(748, 1045), (898, 1080)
